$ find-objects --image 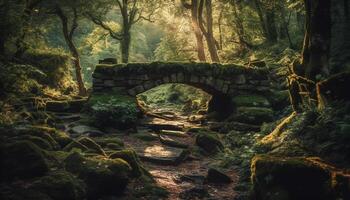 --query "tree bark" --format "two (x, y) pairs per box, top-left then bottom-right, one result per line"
(302, 0), (331, 80)
(265, 9), (278, 43)
(121, 29), (131, 63)
(56, 7), (87, 96)
(182, 0), (206, 62)
(253, 0), (277, 43)
(198, 0), (220, 62)
(192, 0), (206, 61)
